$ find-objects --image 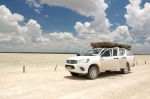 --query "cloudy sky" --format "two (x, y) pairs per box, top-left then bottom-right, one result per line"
(0, 0), (150, 54)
